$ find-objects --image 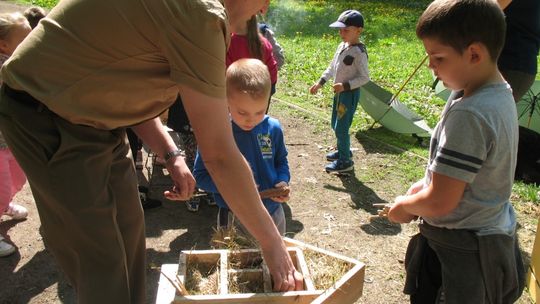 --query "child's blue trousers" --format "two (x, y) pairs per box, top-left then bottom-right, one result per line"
(331, 88), (360, 161)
